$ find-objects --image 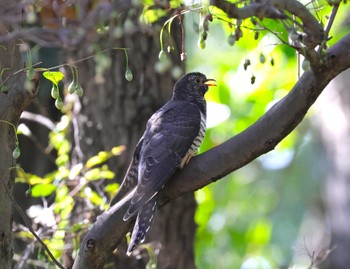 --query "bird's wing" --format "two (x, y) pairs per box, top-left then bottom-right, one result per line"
(109, 138), (144, 207)
(124, 101), (201, 220)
